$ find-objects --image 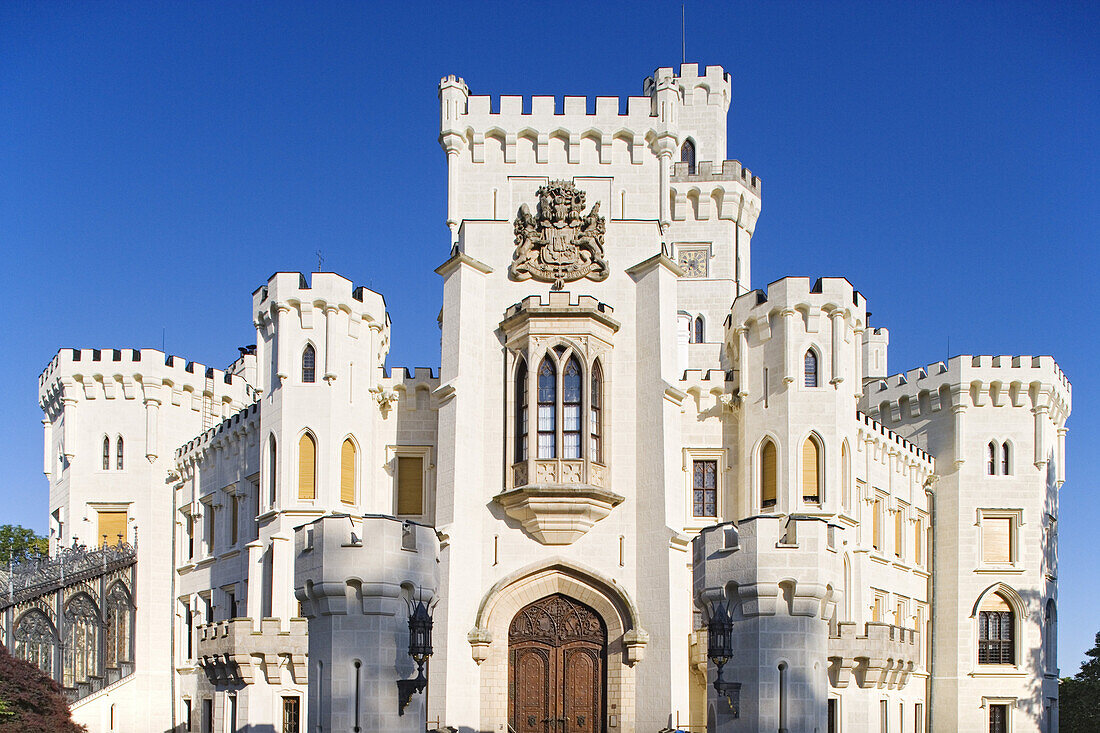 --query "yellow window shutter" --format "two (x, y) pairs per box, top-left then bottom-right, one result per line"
(97, 510), (127, 546)
(983, 518), (1012, 564)
(981, 592), (1012, 612)
(914, 521), (922, 564)
(895, 510), (905, 557)
(802, 438), (819, 500)
(397, 456), (423, 515)
(340, 439), (356, 504)
(873, 500), (882, 550)
(298, 434), (316, 500)
(762, 442), (777, 506)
